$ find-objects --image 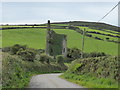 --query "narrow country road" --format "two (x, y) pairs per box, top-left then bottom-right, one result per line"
(28, 73), (84, 88)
